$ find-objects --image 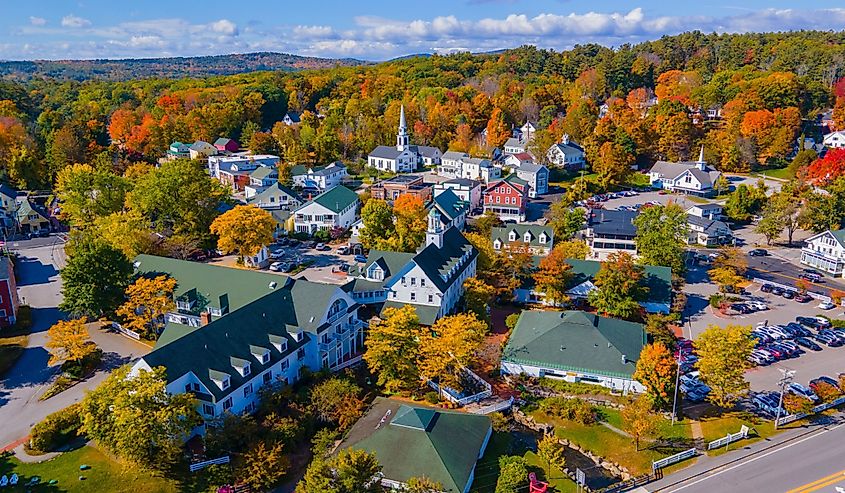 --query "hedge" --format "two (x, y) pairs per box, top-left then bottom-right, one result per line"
(30, 403), (83, 452)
